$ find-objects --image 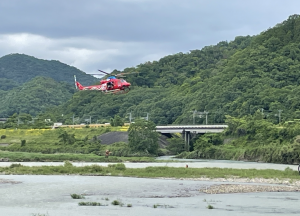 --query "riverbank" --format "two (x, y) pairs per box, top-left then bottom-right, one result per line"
(1, 158), (298, 171)
(0, 151), (163, 162)
(1, 162), (299, 180)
